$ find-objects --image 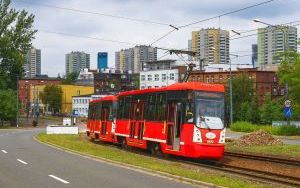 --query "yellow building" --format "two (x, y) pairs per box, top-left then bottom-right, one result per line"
(30, 85), (94, 114)
(191, 28), (229, 64)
